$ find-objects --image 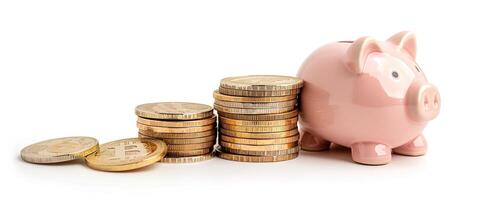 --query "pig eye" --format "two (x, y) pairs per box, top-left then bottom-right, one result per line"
(415, 65), (421, 72)
(392, 71), (399, 79)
